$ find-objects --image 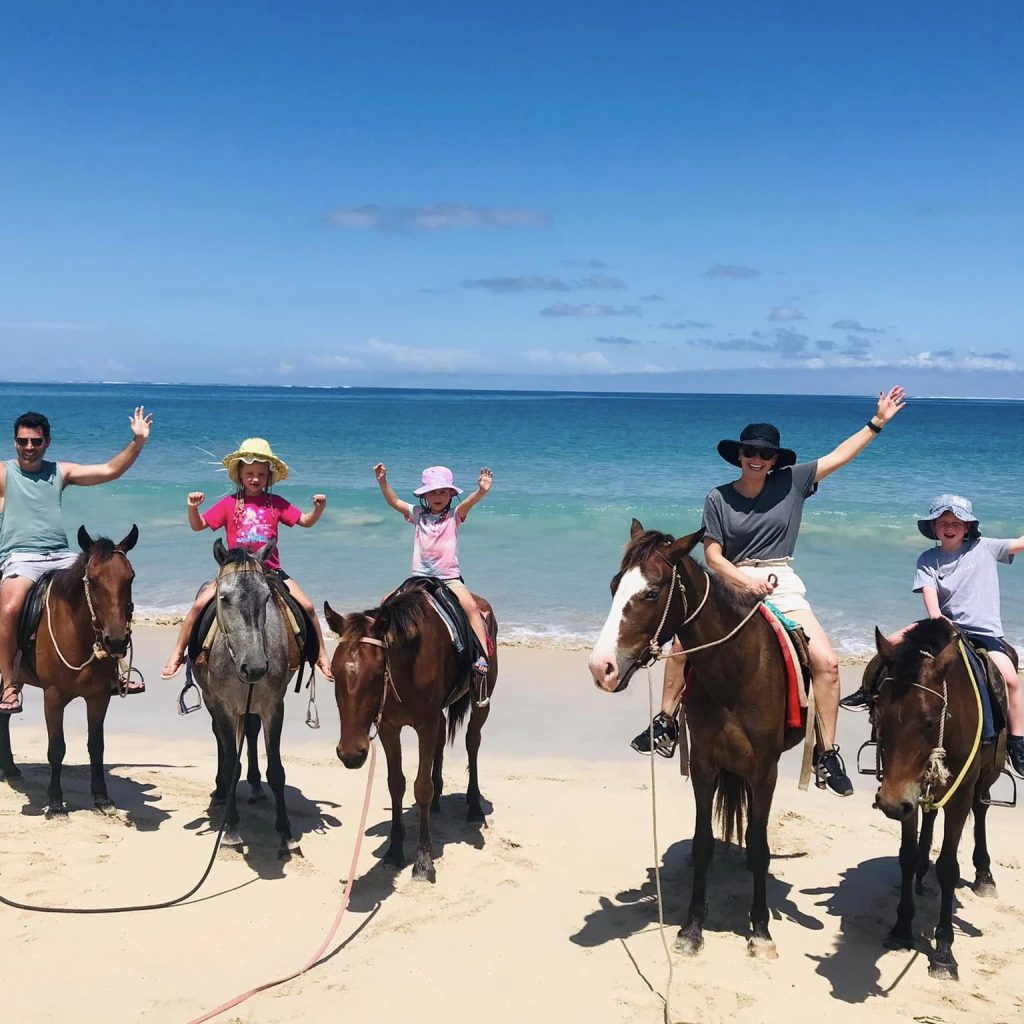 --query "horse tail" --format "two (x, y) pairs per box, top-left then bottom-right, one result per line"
(714, 770), (748, 848)
(446, 689), (472, 746)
